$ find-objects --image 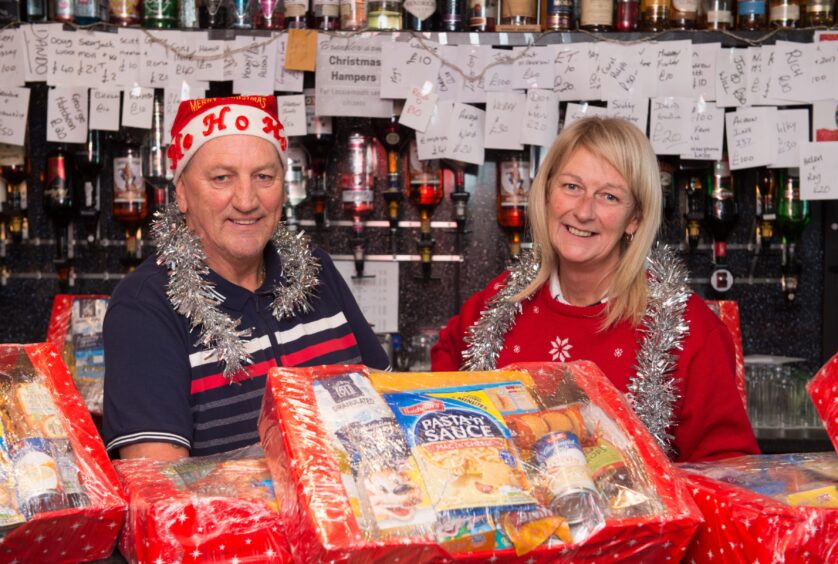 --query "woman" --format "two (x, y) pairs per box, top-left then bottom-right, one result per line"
(432, 117), (758, 463)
